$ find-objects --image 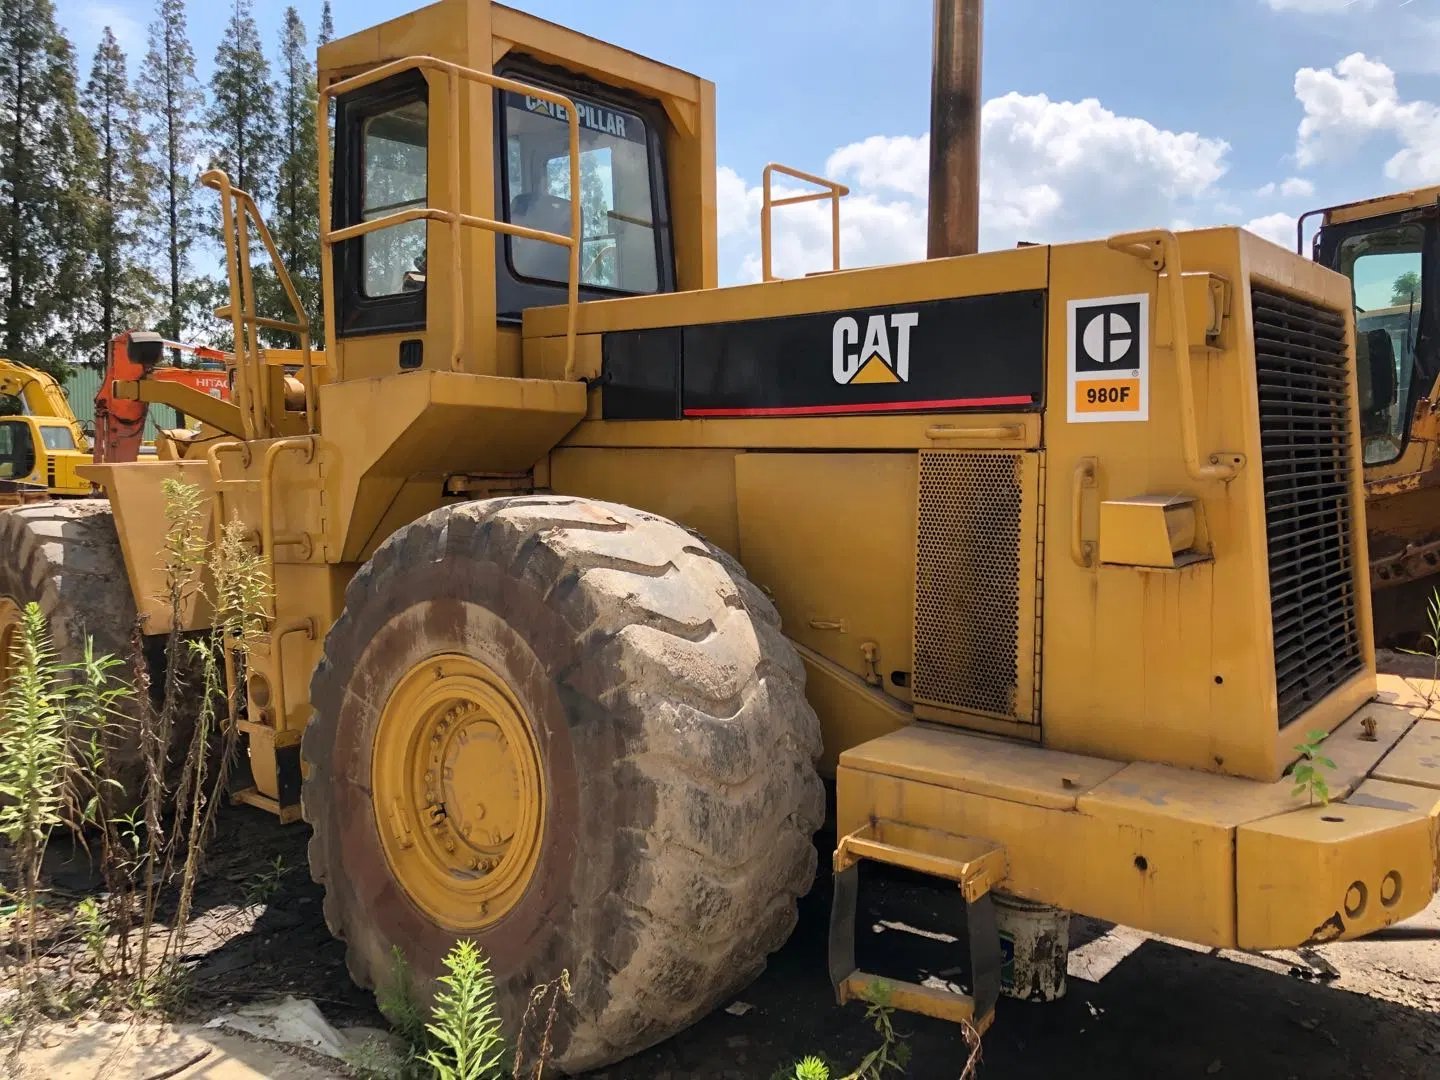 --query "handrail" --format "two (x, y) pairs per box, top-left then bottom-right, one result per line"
(316, 56), (581, 381)
(760, 163), (849, 282)
(201, 170), (316, 438)
(1105, 230), (1243, 482)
